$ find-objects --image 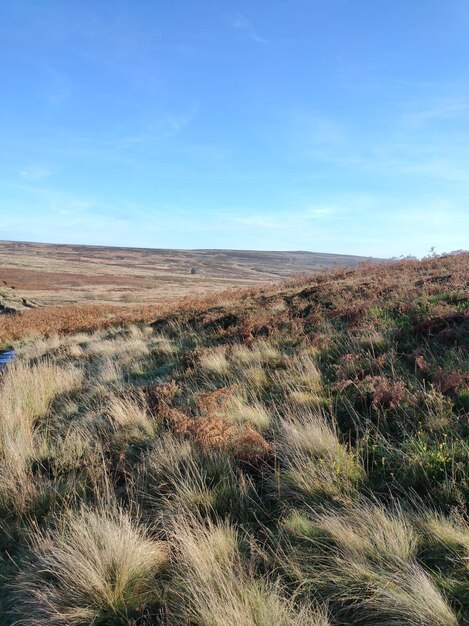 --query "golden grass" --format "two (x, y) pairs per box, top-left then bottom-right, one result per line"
(0, 360), (83, 512)
(15, 505), (169, 625)
(0, 359), (82, 429)
(170, 513), (331, 626)
(199, 347), (231, 377)
(107, 394), (156, 441)
(224, 394), (271, 431)
(279, 409), (361, 502)
(281, 502), (458, 626)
